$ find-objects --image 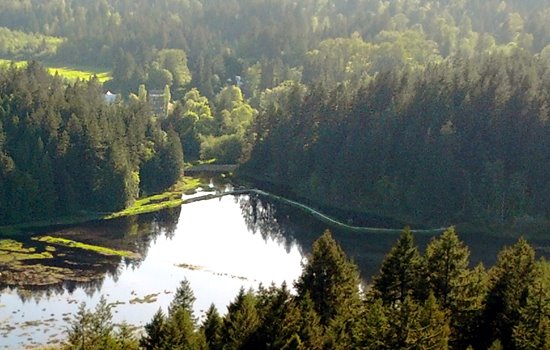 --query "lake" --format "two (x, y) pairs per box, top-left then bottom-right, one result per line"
(1, 183), (550, 349)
